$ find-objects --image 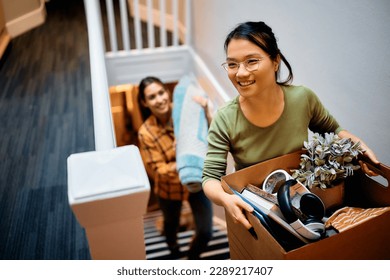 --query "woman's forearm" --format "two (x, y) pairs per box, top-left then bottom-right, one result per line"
(203, 179), (230, 207)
